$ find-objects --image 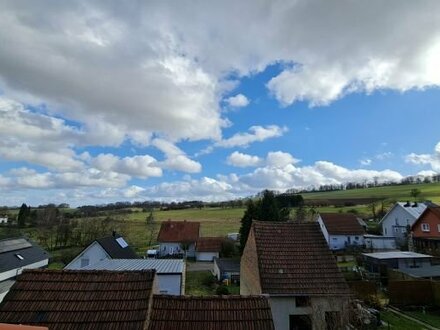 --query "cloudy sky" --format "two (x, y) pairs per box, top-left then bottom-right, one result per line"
(1, 0), (440, 206)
